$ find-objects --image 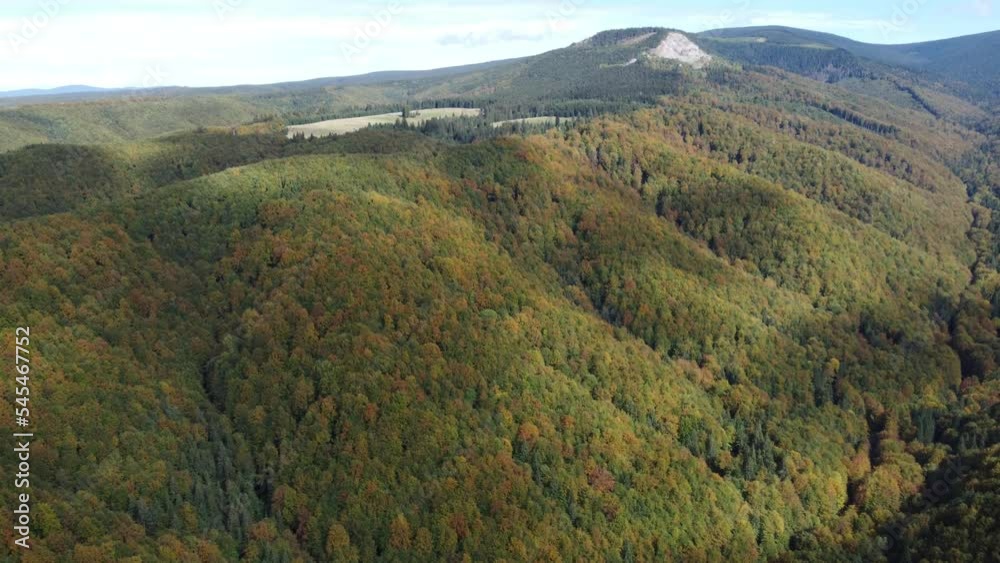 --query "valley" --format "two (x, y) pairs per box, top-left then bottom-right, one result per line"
(0, 25), (998, 562)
